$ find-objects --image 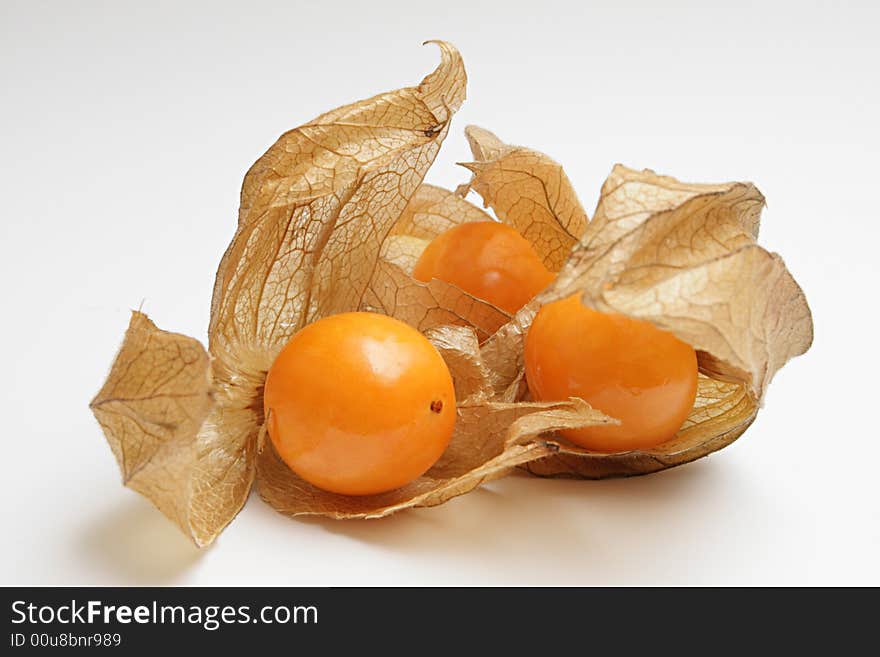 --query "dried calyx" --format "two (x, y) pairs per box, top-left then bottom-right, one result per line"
(90, 43), (813, 547)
